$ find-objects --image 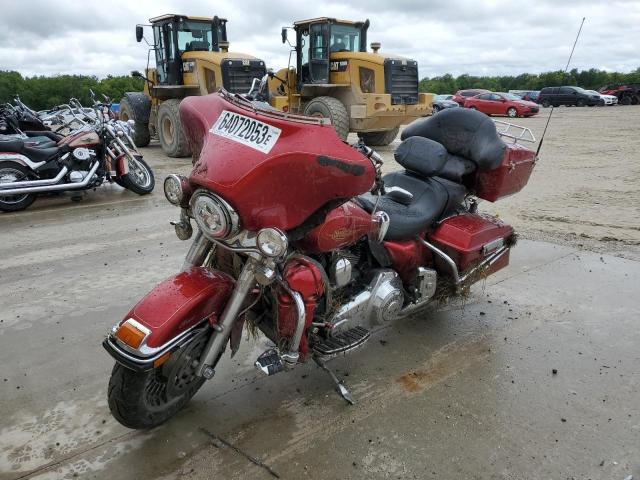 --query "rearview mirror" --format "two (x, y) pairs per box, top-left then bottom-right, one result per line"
(135, 25), (144, 43)
(281, 27), (287, 44)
